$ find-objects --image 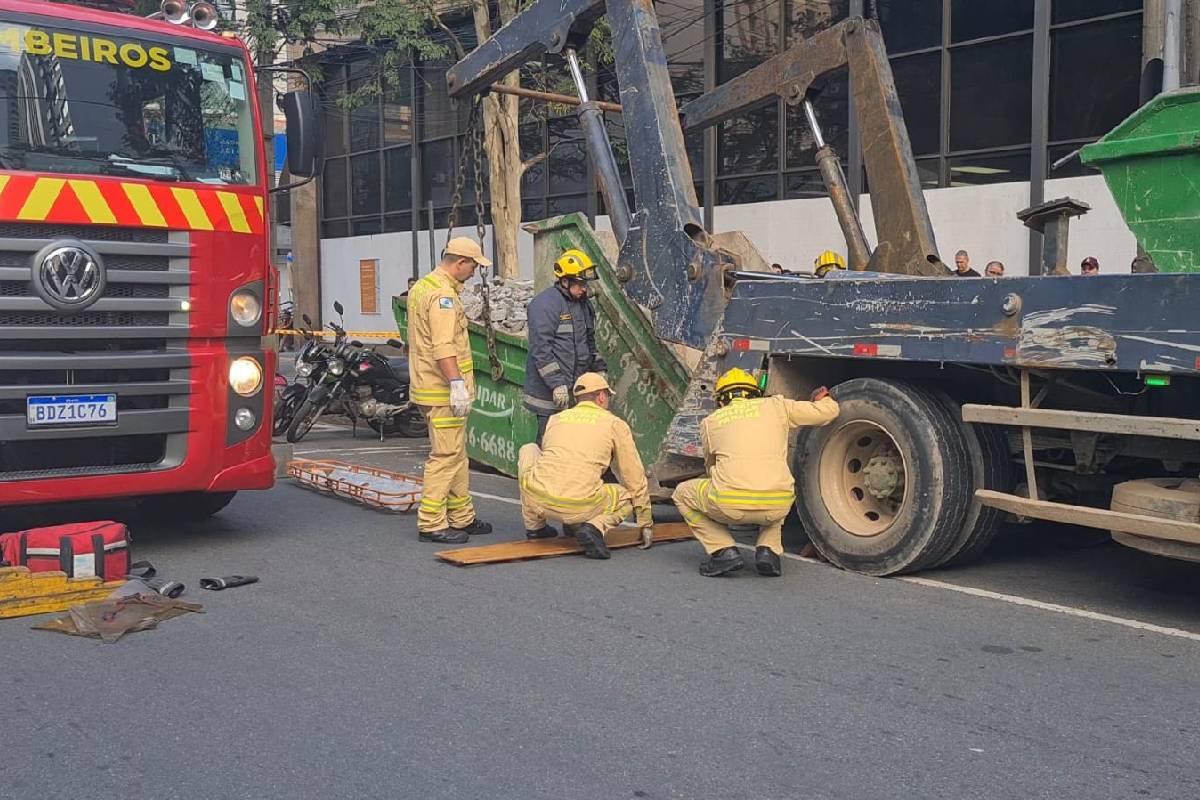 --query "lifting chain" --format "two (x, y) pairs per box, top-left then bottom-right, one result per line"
(444, 97), (504, 382)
